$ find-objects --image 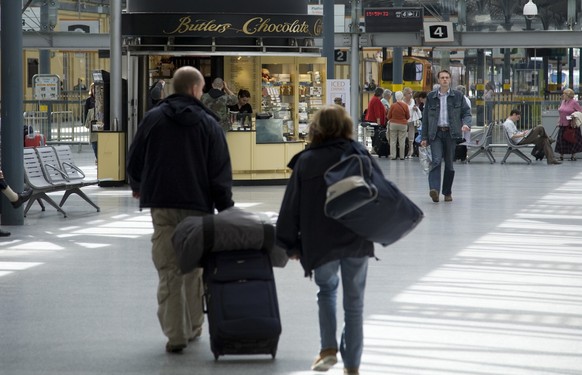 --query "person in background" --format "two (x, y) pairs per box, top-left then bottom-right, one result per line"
(484, 81), (495, 124)
(84, 83), (98, 162)
(364, 87), (387, 127)
(228, 89), (253, 113)
(555, 88), (582, 161)
(0, 170), (33, 237)
(455, 85), (472, 144)
(73, 78), (87, 91)
(503, 108), (560, 165)
(127, 66), (234, 354)
(276, 105), (374, 375)
(381, 89), (392, 111)
(201, 77), (238, 132)
(402, 87), (421, 159)
(387, 91), (410, 160)
(421, 70), (472, 203)
(148, 79), (166, 109)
